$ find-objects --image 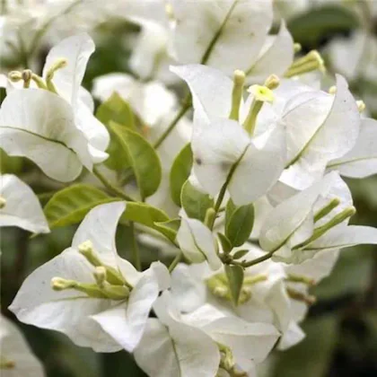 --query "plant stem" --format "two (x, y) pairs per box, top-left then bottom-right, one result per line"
(129, 222), (141, 271)
(168, 252), (183, 273)
(93, 167), (134, 201)
(153, 96), (191, 149)
(237, 250), (275, 268)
